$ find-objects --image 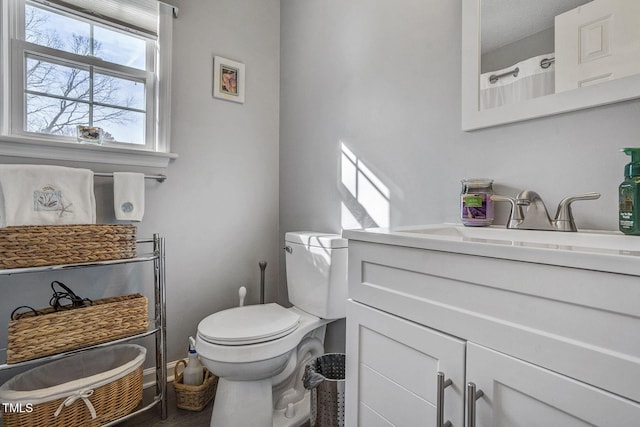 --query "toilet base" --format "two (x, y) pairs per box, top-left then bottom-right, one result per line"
(210, 378), (273, 427)
(209, 378), (312, 427)
(273, 390), (311, 427)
